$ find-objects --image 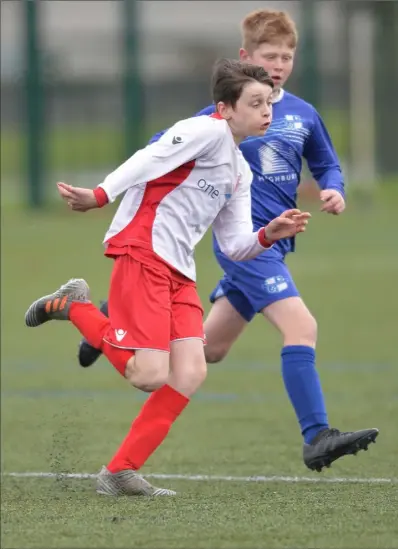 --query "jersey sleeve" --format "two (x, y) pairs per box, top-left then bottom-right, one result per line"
(304, 109), (345, 197)
(98, 118), (224, 203)
(212, 162), (271, 261)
